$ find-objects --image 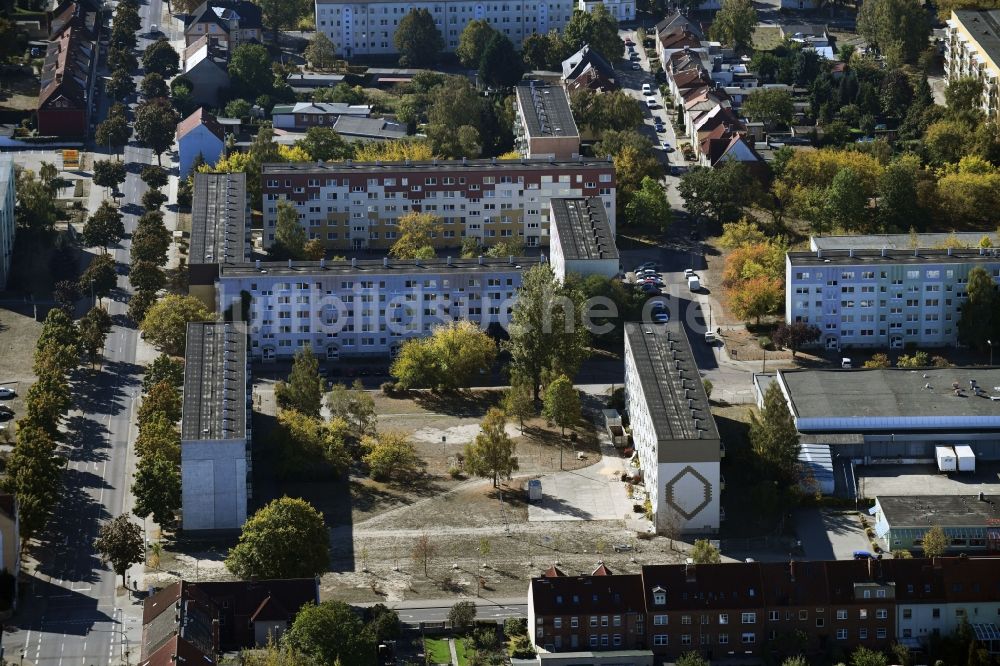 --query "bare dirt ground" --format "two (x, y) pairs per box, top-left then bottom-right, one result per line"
(0, 307), (43, 447)
(0, 72), (40, 112)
